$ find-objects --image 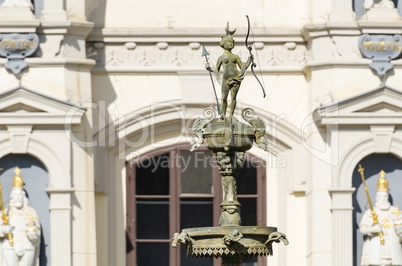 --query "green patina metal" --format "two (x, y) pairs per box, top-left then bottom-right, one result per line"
(173, 19), (288, 266)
